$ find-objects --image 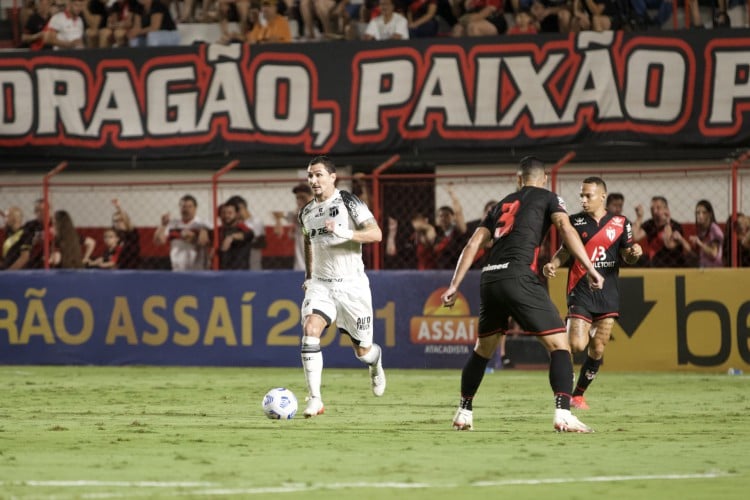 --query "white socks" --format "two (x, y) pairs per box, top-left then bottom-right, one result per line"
(301, 336), (323, 399)
(357, 343), (381, 366)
